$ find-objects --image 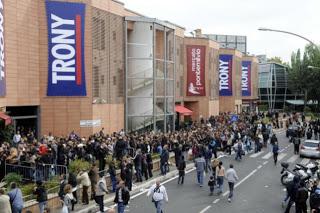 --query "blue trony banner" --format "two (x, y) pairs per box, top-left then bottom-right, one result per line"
(219, 54), (233, 96)
(46, 1), (86, 96)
